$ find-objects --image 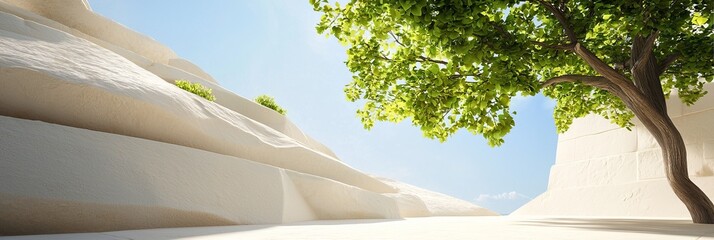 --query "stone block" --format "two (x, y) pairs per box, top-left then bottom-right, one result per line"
(636, 144), (704, 179)
(554, 138), (579, 164)
(636, 124), (659, 151)
(666, 93), (684, 118)
(513, 178), (707, 218)
(700, 158), (714, 177)
(575, 128), (638, 161)
(637, 116), (701, 151)
(683, 83), (714, 115)
(549, 153), (637, 190)
(638, 149), (665, 180)
(680, 109), (714, 141)
(687, 143), (705, 177)
(705, 140), (714, 160)
(559, 115), (621, 141)
(586, 153), (638, 187)
(548, 162), (589, 190)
